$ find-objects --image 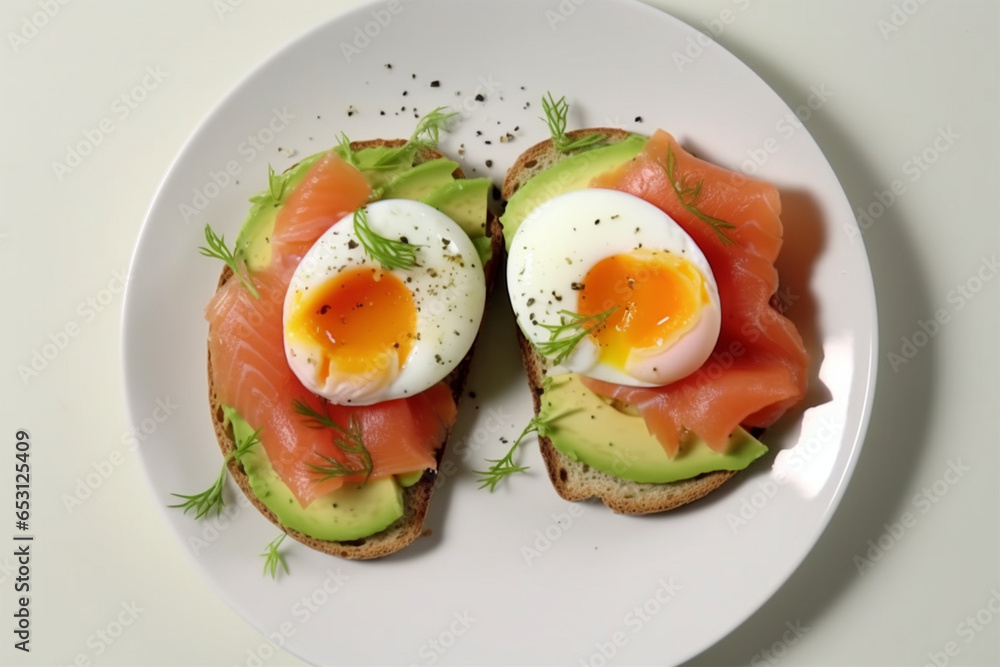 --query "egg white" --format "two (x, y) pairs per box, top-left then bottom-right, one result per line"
(506, 188), (721, 387)
(284, 199), (486, 405)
